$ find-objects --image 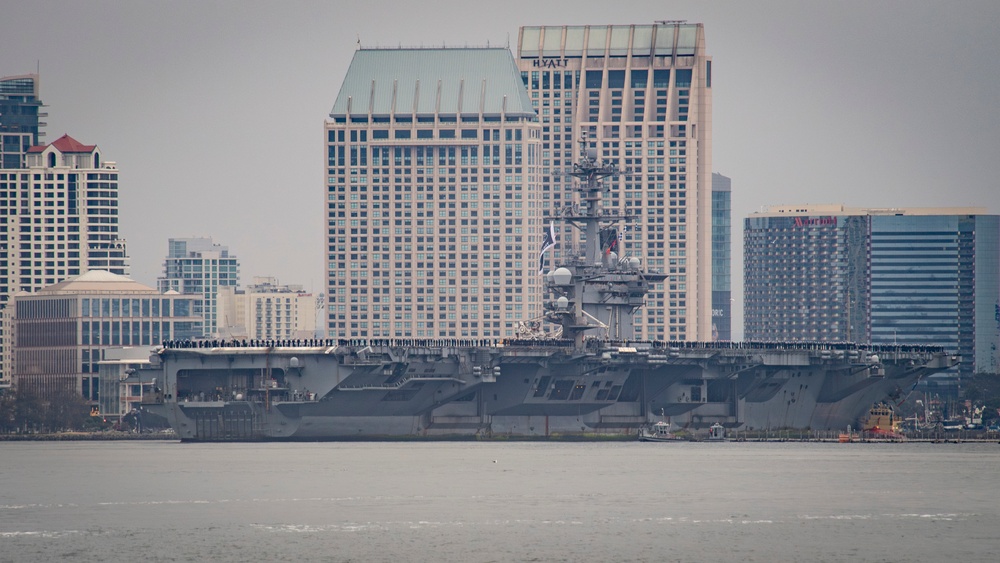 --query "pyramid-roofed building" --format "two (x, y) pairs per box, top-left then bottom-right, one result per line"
(27, 133), (97, 154)
(329, 47), (535, 119)
(323, 47), (542, 340)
